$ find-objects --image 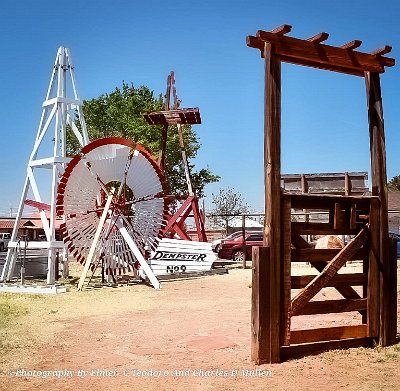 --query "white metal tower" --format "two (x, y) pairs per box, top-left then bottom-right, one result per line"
(0, 47), (89, 284)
